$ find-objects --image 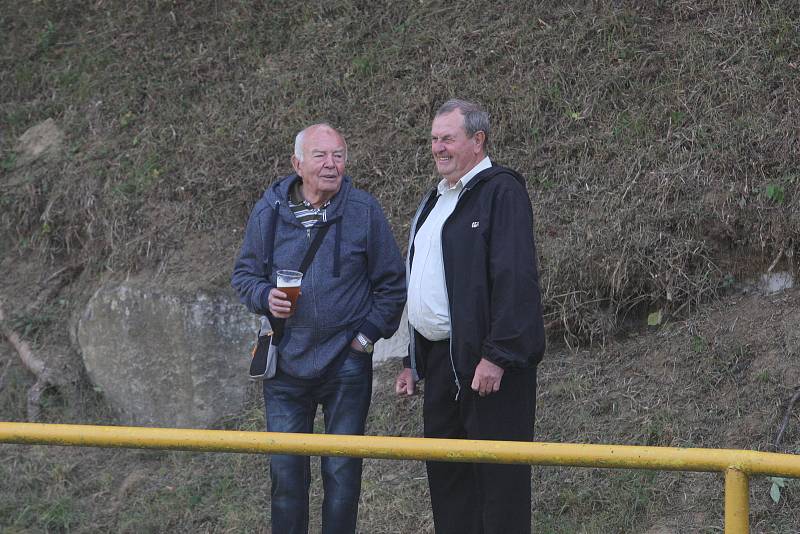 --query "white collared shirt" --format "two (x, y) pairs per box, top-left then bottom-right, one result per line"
(408, 157), (492, 341)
